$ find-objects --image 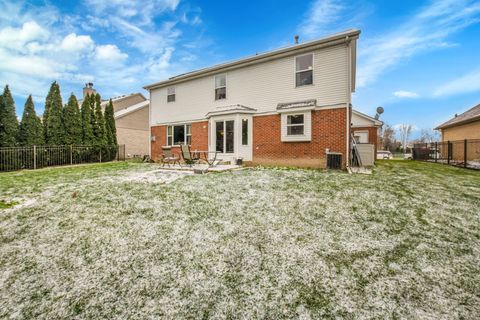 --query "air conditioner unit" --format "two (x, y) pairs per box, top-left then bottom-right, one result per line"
(326, 152), (342, 169)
